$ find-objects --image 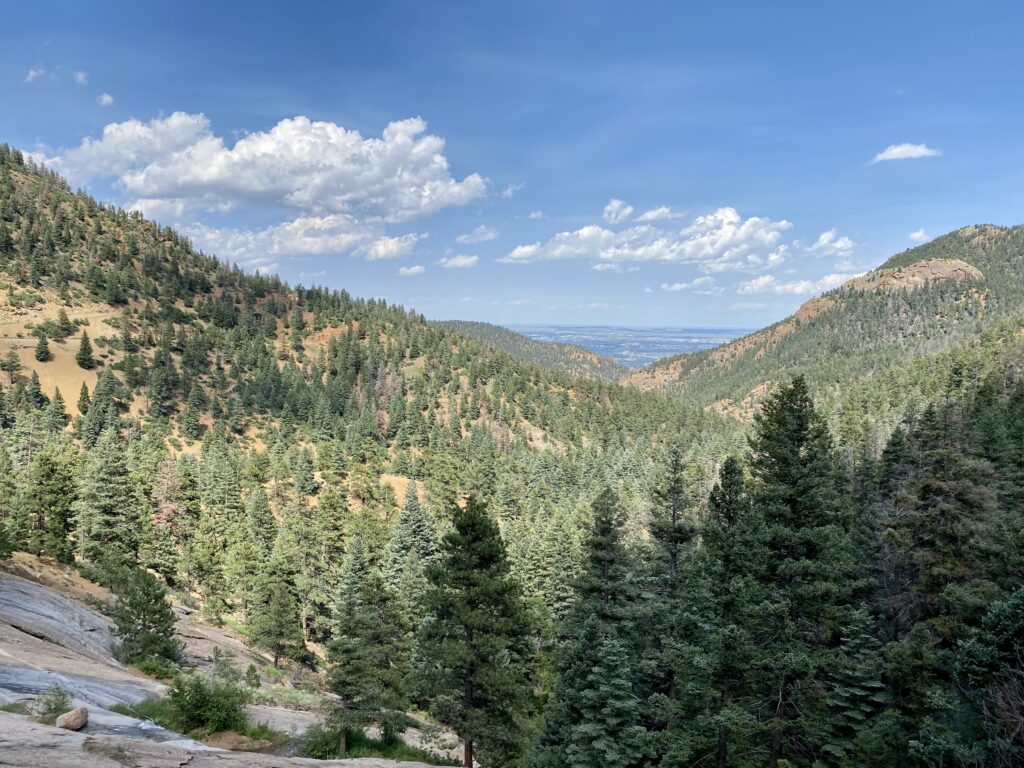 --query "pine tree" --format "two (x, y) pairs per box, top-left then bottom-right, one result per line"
(384, 483), (438, 588)
(558, 617), (651, 768)
(0, 350), (20, 384)
(34, 333), (51, 362)
(416, 497), (535, 768)
(247, 537), (306, 666)
(16, 447), (76, 563)
(74, 427), (139, 564)
(75, 330), (95, 369)
(112, 568), (182, 665)
(748, 377), (855, 766)
(327, 570), (411, 754)
(532, 489), (650, 768)
(77, 381), (91, 414)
